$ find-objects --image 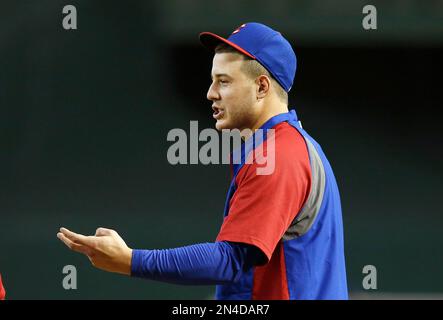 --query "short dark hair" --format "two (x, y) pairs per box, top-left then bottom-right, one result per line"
(215, 43), (288, 104)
